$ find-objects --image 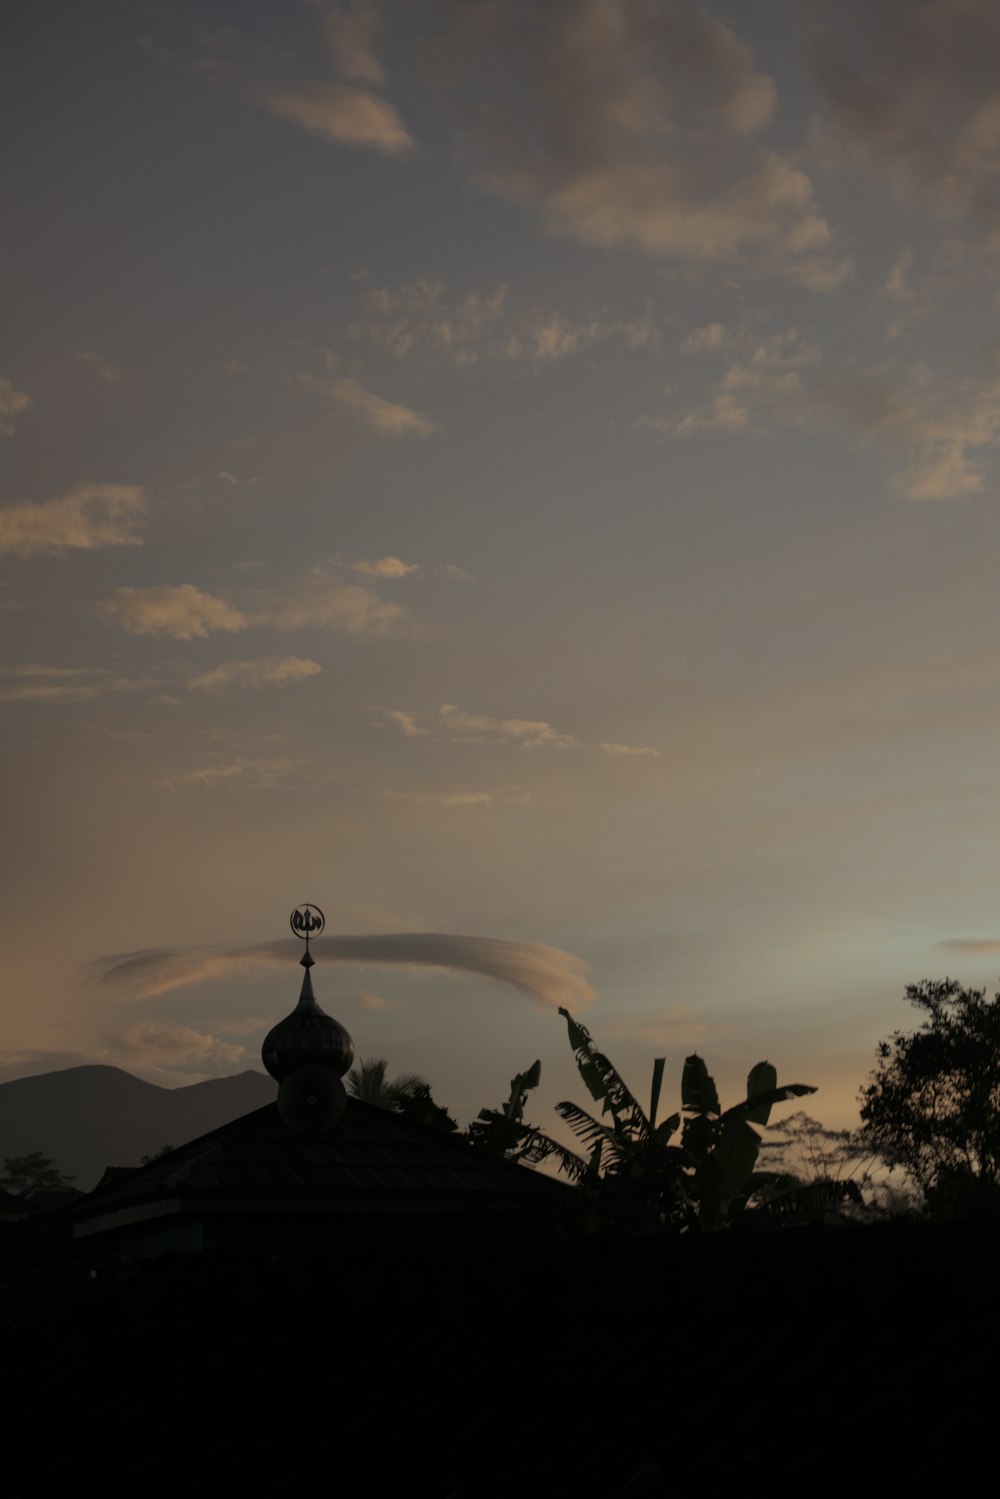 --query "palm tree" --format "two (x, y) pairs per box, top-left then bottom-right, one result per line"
(346, 1056), (428, 1110)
